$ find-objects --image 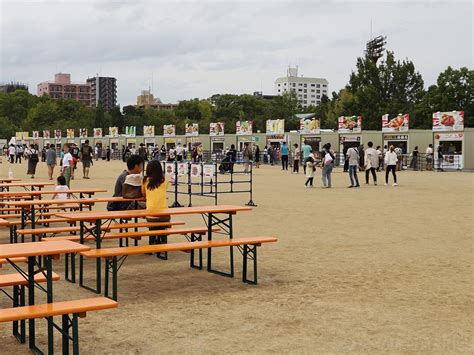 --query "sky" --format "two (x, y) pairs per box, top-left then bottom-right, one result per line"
(0, 0), (472, 106)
